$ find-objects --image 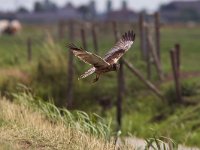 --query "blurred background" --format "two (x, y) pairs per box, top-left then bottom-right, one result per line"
(1, 0), (200, 22)
(0, 0), (200, 148)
